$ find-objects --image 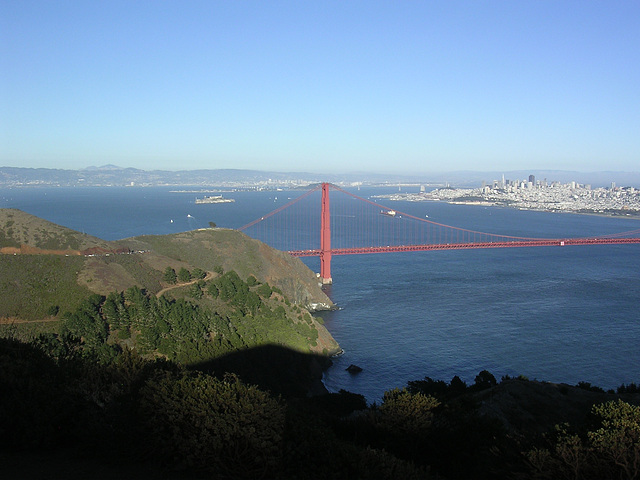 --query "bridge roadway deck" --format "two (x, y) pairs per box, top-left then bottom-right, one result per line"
(287, 237), (640, 257)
